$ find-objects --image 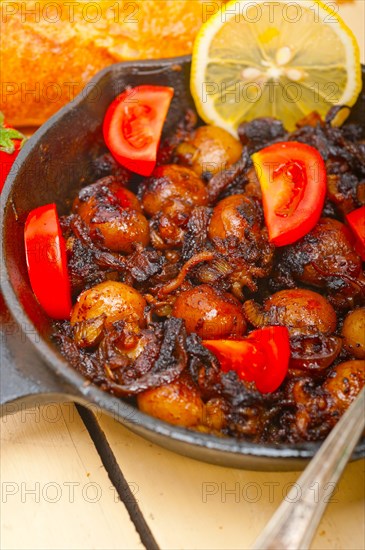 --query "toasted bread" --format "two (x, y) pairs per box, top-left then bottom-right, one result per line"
(0, 0), (225, 126)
